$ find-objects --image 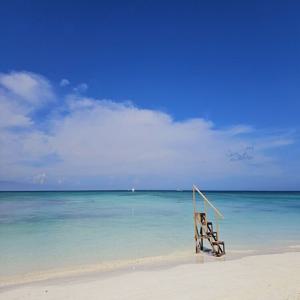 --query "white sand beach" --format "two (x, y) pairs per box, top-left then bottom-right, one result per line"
(1, 251), (299, 300)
